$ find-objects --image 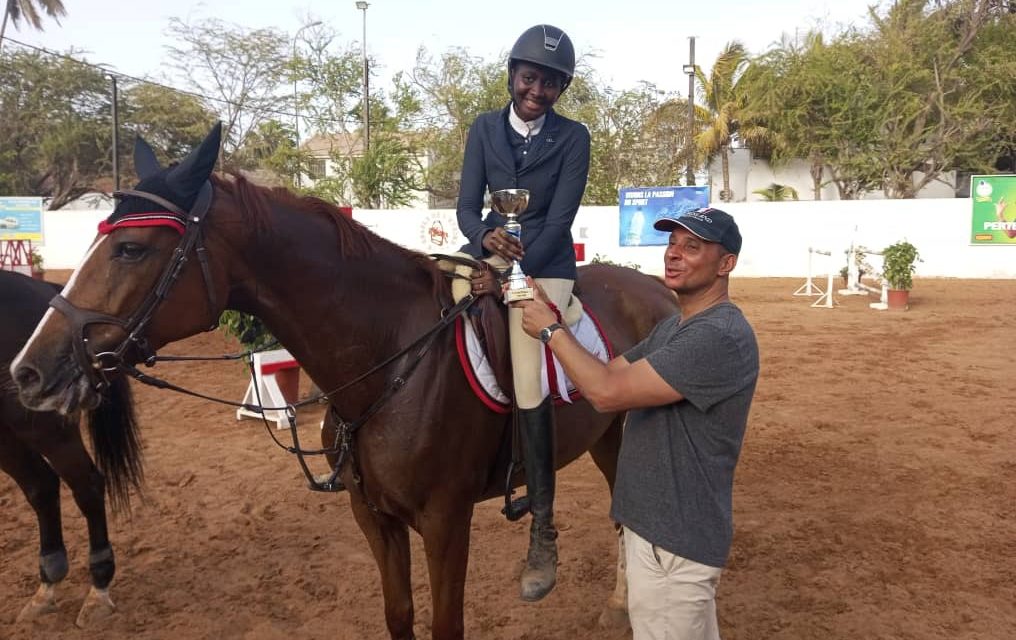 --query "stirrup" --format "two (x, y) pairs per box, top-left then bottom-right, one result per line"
(502, 458), (529, 521)
(502, 495), (530, 521)
(309, 473), (346, 493)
